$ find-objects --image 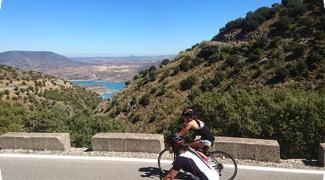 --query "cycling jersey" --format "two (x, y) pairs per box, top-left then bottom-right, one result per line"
(172, 148), (219, 180)
(193, 120), (215, 144)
